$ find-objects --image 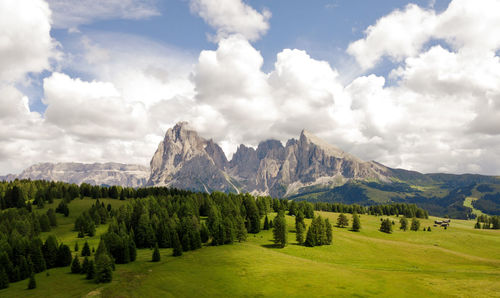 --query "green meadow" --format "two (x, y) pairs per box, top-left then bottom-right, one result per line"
(1, 197), (499, 297)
